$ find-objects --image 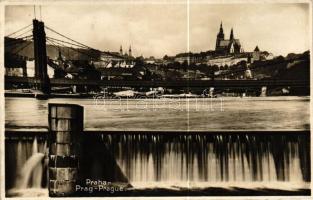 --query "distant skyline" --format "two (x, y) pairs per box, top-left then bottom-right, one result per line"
(5, 2), (311, 58)
(190, 3), (310, 56)
(5, 4), (187, 58)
